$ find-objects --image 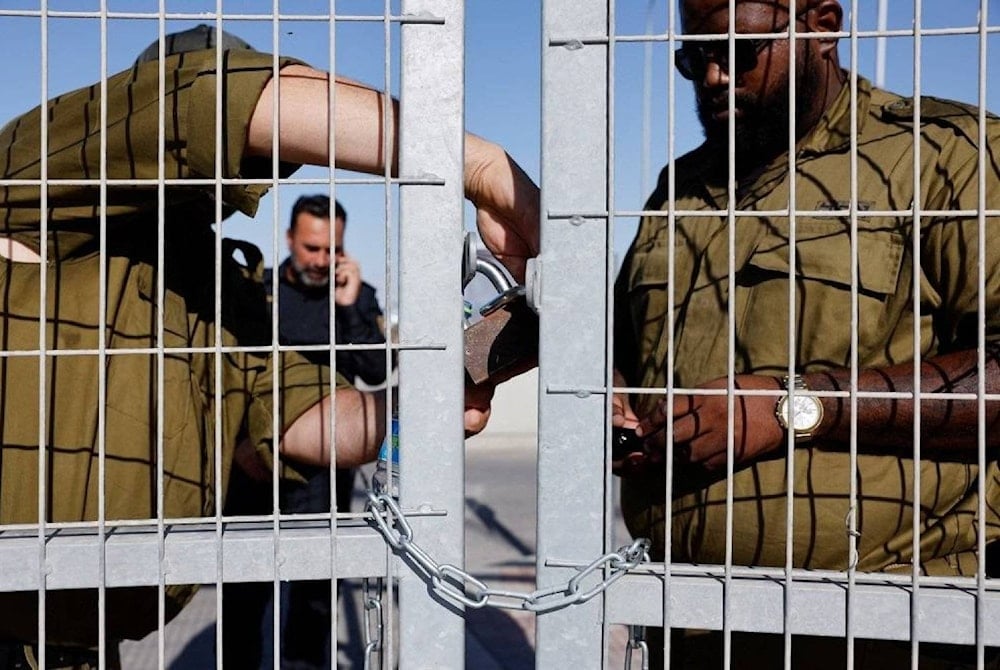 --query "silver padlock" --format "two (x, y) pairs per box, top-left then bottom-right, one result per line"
(462, 232), (539, 386)
(462, 232), (525, 318)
